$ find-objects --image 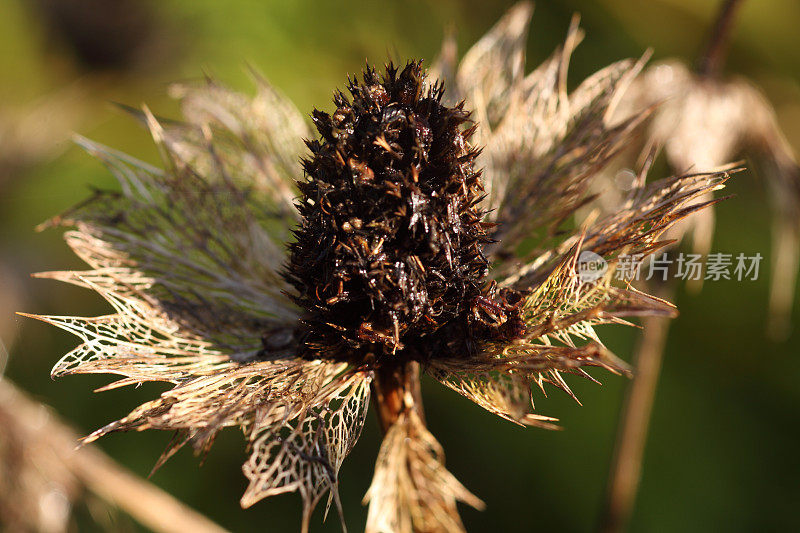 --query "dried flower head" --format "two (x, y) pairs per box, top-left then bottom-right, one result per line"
(619, 59), (800, 336)
(26, 3), (730, 532)
(597, 0), (800, 336)
(287, 62), (502, 364)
